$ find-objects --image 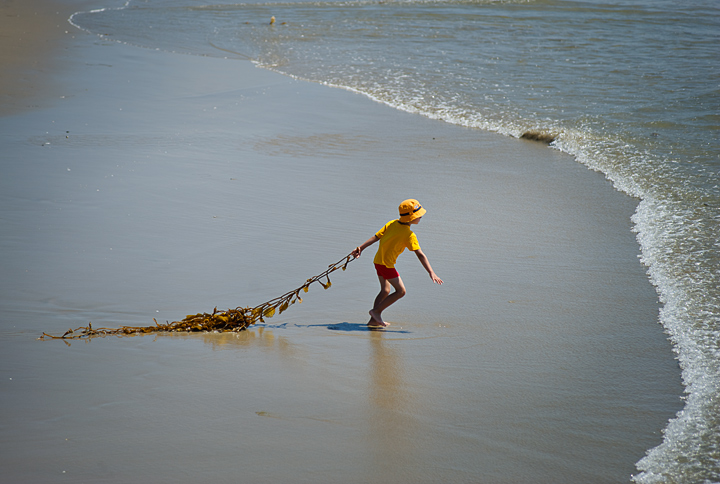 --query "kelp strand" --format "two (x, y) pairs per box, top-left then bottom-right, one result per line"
(39, 253), (356, 340)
